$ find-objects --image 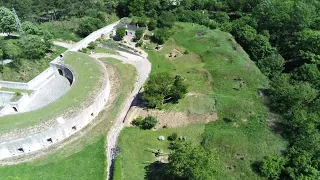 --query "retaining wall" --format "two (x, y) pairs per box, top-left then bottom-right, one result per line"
(0, 62), (110, 160)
